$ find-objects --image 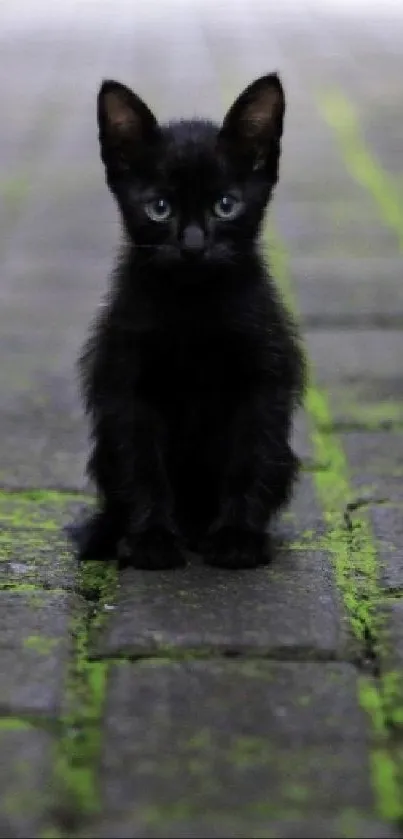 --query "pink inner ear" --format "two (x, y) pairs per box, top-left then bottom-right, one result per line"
(241, 88), (283, 138)
(104, 91), (138, 131)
